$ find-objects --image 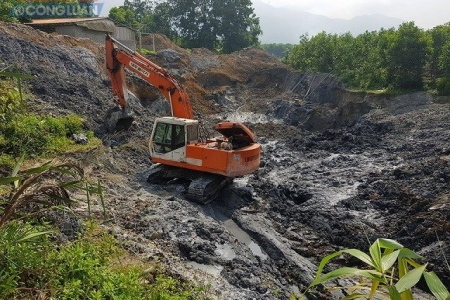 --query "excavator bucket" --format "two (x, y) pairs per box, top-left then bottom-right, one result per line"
(106, 107), (135, 132)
